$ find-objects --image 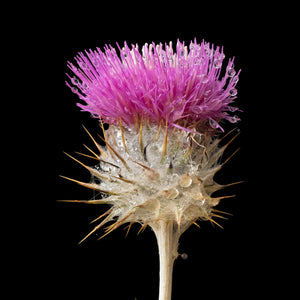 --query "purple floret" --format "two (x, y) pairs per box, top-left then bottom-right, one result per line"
(66, 38), (240, 131)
